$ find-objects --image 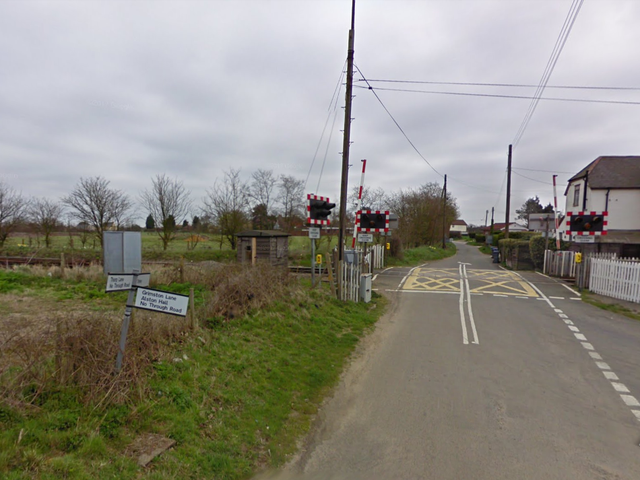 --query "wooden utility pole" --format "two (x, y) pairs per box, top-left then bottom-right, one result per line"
(442, 174), (447, 249)
(504, 144), (512, 239)
(338, 0), (356, 262)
